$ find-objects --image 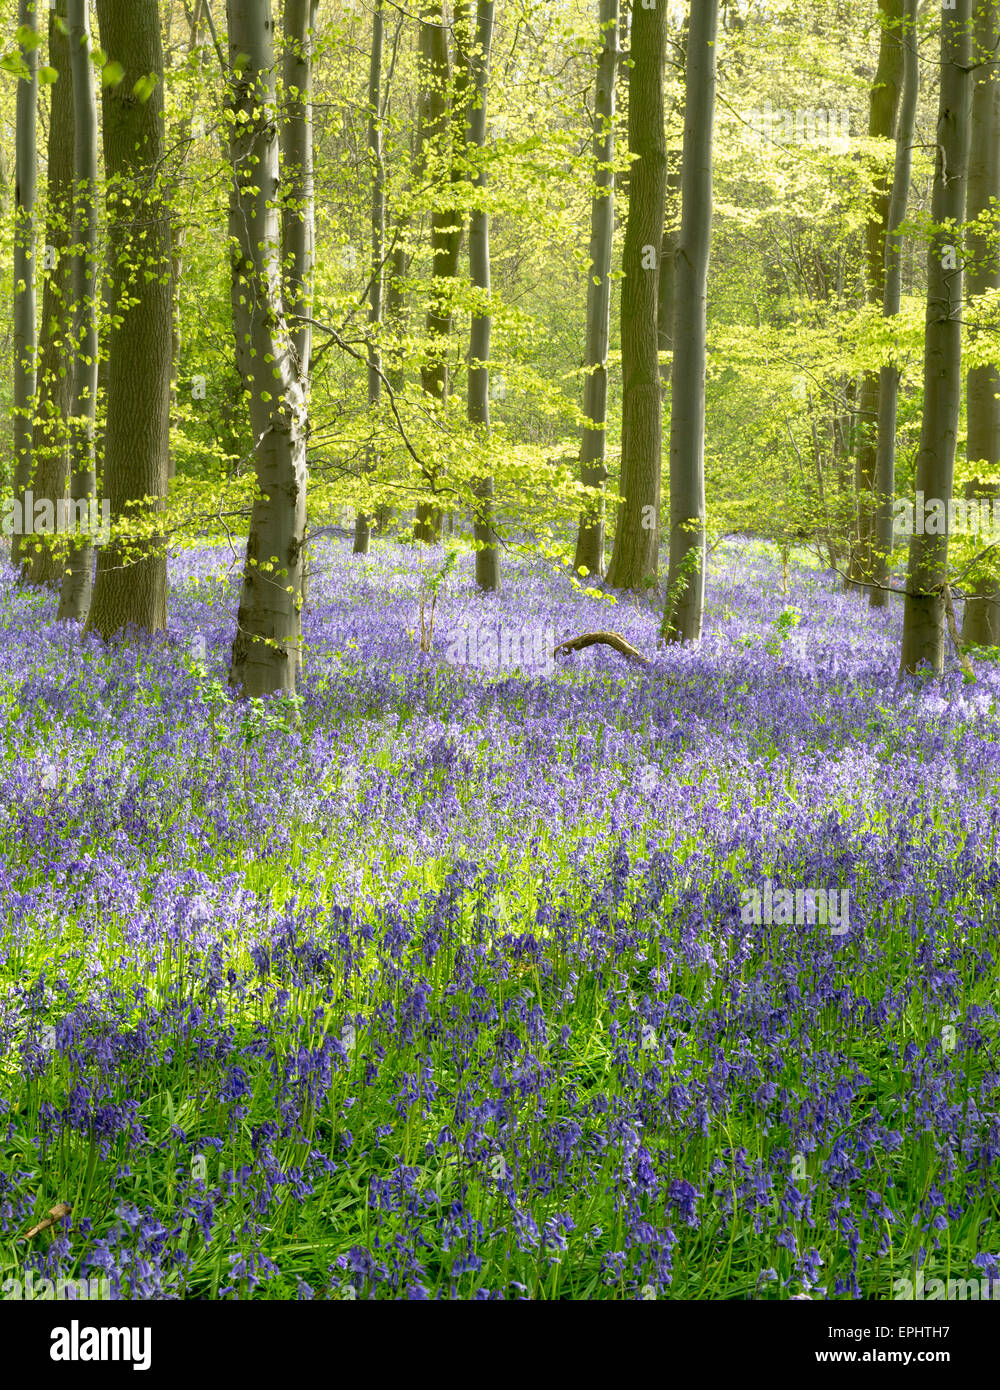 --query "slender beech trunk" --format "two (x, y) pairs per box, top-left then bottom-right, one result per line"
(86, 0), (171, 640)
(57, 0), (99, 623)
(11, 0), (38, 579)
(465, 0), (499, 591)
(961, 0), (1000, 645)
(900, 0), (973, 673)
(847, 0), (904, 591)
(658, 156), (681, 399)
(662, 0), (719, 642)
(282, 0), (317, 636)
(282, 0), (317, 382)
(871, 0), (919, 610)
(573, 0), (619, 579)
(355, 0), (385, 556)
(27, 0), (73, 589)
(225, 0), (308, 696)
(375, 14), (407, 535)
(385, 116), (415, 403)
(605, 0), (668, 592)
(414, 1), (465, 543)
(657, 13), (687, 405)
(167, 0), (208, 485)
